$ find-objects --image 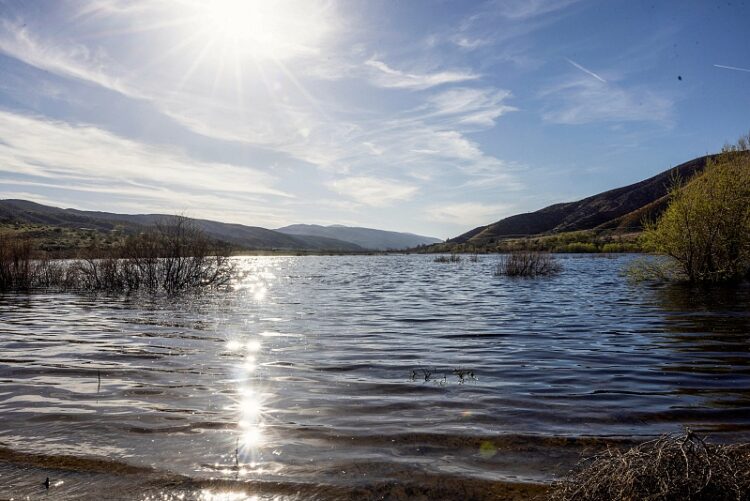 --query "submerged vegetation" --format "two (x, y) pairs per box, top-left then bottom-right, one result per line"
(494, 251), (562, 277)
(549, 432), (750, 501)
(642, 134), (750, 283)
(0, 216), (234, 293)
(433, 254), (462, 263)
